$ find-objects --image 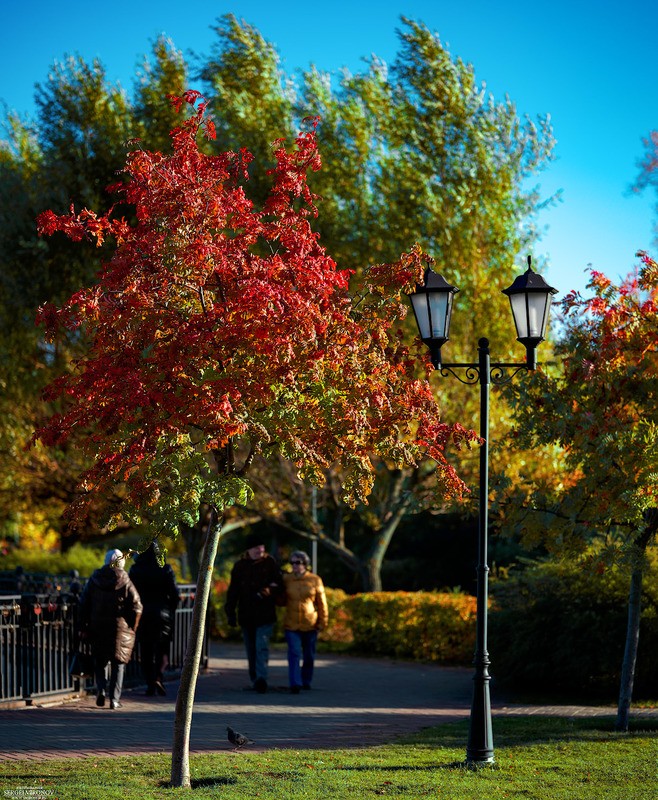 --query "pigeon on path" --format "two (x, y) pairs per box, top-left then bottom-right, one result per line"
(227, 725), (254, 750)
